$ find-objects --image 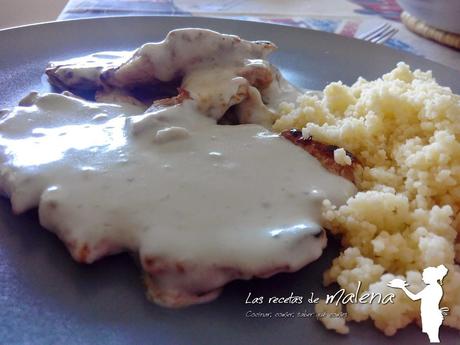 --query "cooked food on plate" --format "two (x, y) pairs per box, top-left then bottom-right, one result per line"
(0, 29), (356, 308)
(1, 28), (459, 336)
(275, 63), (460, 336)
